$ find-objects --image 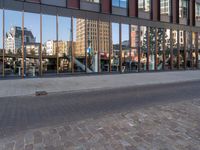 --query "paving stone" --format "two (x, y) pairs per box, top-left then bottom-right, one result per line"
(1, 98), (200, 150)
